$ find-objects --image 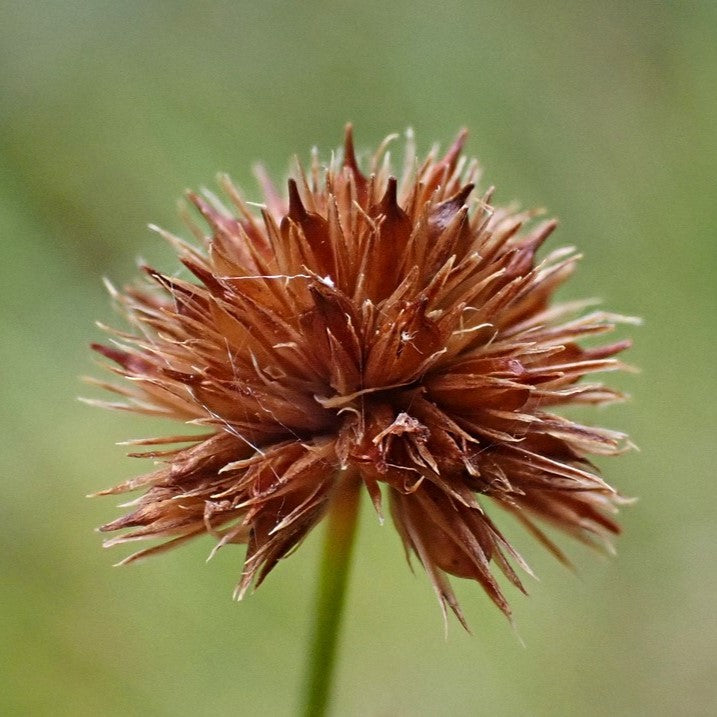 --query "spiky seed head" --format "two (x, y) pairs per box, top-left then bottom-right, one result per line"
(89, 126), (636, 627)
